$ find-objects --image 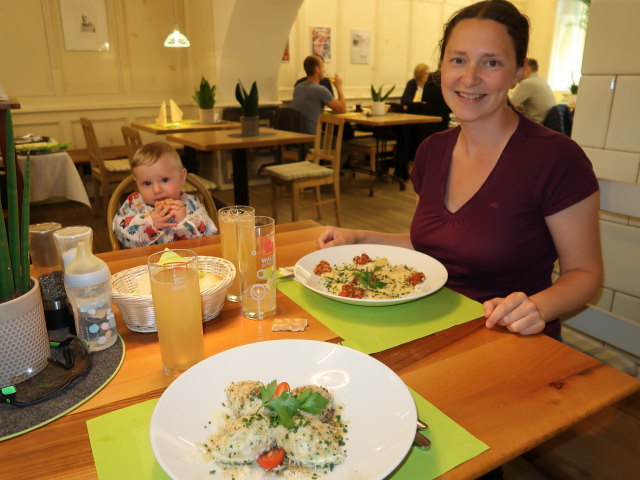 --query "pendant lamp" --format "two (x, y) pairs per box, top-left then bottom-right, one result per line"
(164, 0), (190, 48)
